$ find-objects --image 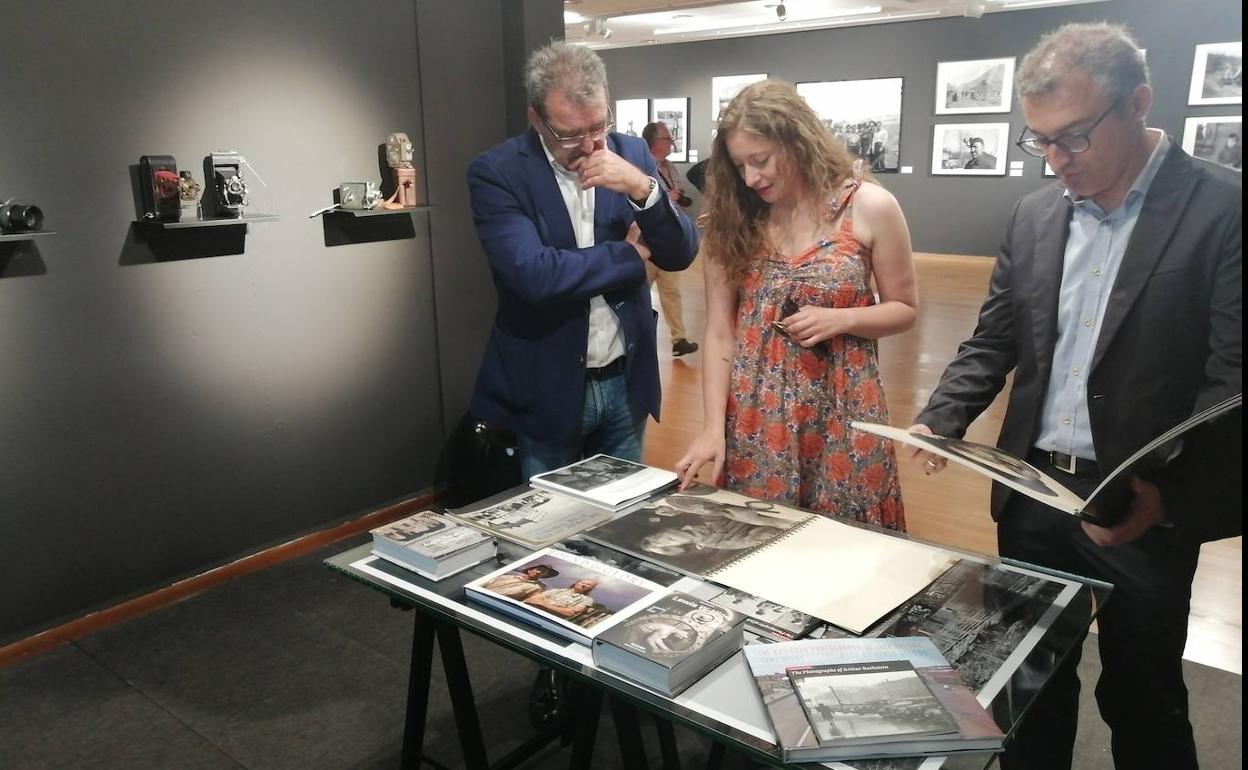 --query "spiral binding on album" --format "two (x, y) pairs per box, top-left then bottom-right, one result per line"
(707, 514), (819, 576)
